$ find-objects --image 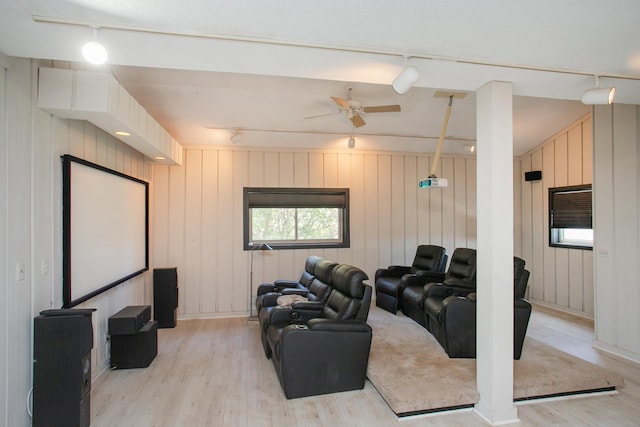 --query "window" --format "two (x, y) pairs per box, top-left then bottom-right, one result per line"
(549, 184), (592, 249)
(243, 187), (350, 250)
